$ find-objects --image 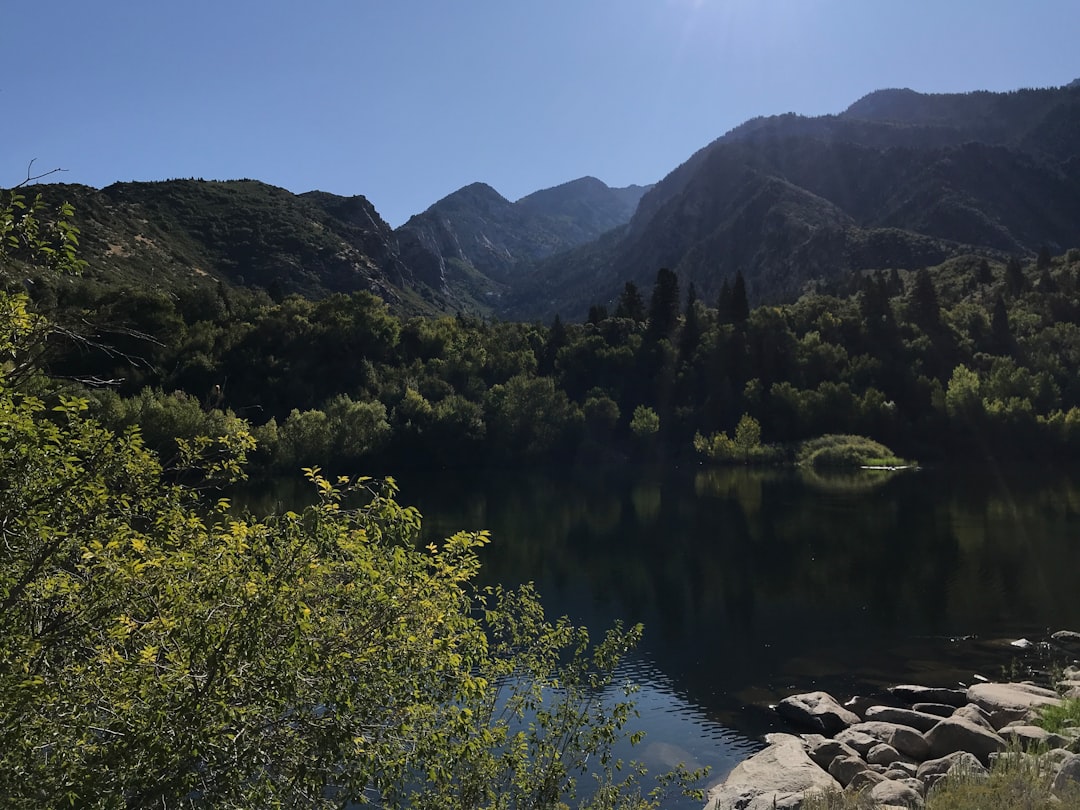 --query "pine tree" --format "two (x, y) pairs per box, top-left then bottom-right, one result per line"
(614, 281), (646, 322)
(730, 271), (750, 324)
(647, 268), (680, 339)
